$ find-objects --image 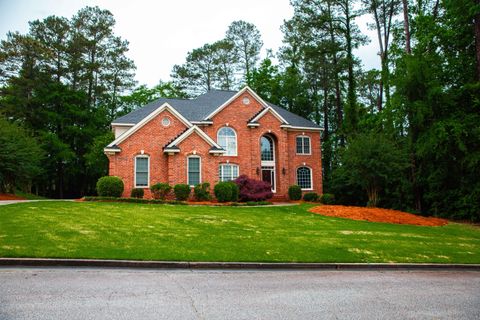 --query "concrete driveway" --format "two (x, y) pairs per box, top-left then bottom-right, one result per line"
(0, 268), (479, 319)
